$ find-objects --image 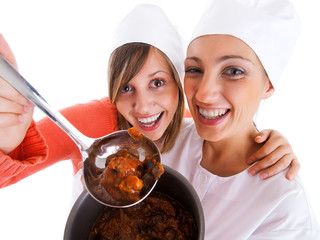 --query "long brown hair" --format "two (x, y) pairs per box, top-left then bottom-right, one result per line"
(108, 42), (185, 153)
